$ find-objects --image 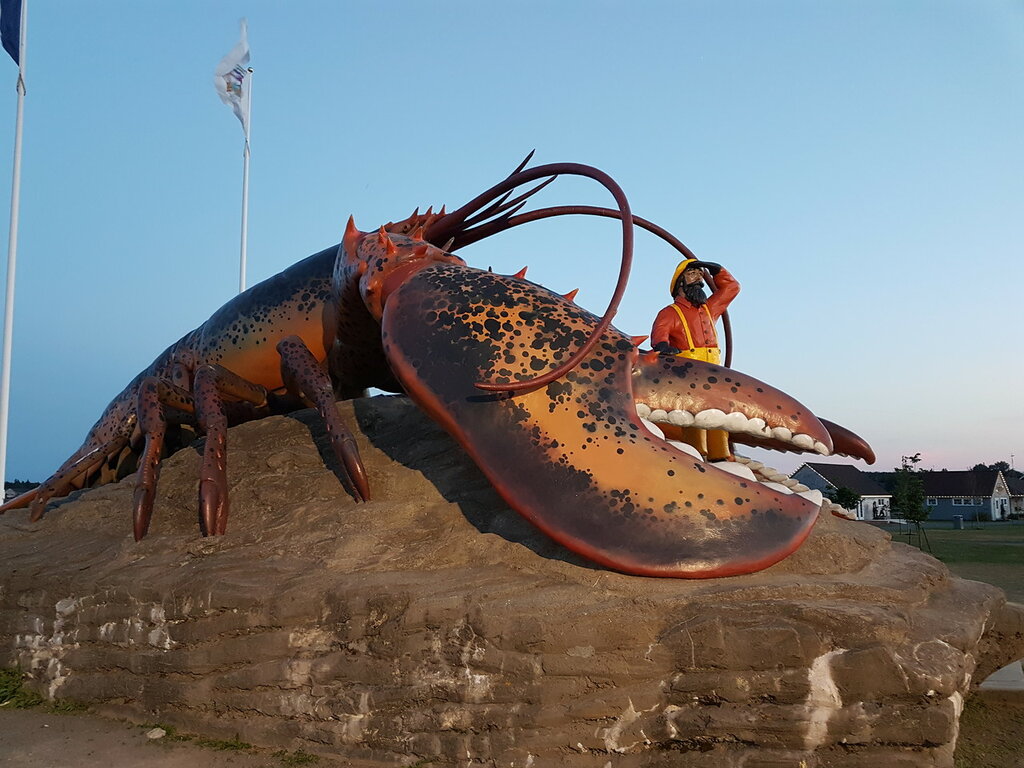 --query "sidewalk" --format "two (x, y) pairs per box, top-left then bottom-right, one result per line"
(978, 660), (1024, 701)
